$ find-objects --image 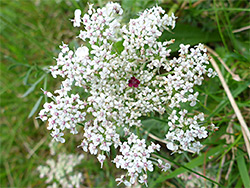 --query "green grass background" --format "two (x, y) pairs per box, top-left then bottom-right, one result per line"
(1, 0), (250, 187)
